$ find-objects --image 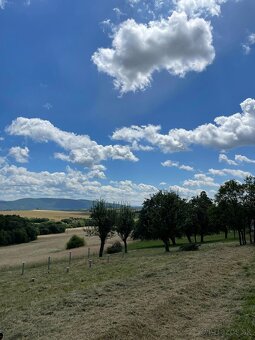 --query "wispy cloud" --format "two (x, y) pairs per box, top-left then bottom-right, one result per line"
(242, 33), (255, 55)
(161, 160), (194, 171)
